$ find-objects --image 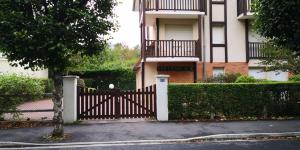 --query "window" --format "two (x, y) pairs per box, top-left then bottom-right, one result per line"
(213, 67), (224, 77)
(165, 24), (193, 40)
(212, 25), (225, 44)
